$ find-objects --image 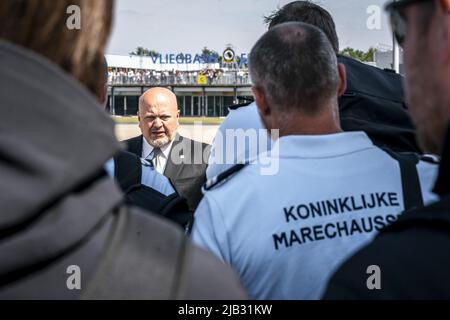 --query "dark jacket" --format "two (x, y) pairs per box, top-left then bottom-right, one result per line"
(338, 55), (421, 153)
(229, 55), (420, 154)
(0, 40), (246, 299)
(125, 134), (210, 211)
(323, 127), (450, 300)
